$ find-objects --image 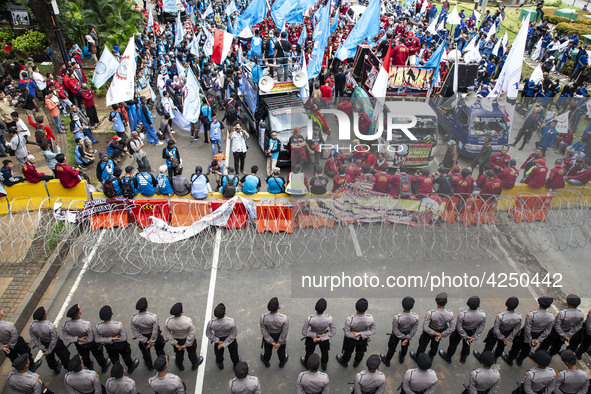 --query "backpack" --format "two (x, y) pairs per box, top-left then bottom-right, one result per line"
(213, 153), (226, 163)
(399, 173), (412, 198)
(120, 178), (135, 199)
(155, 99), (165, 116)
(222, 175), (237, 197)
(103, 178), (116, 198)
